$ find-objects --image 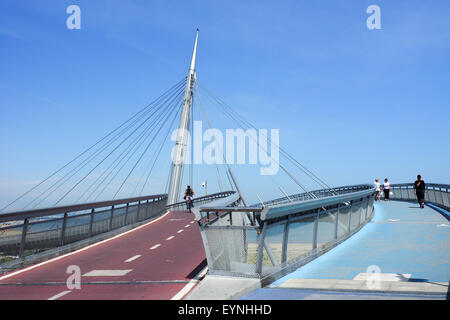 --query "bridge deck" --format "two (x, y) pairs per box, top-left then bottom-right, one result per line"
(242, 201), (450, 300)
(0, 211), (206, 300)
